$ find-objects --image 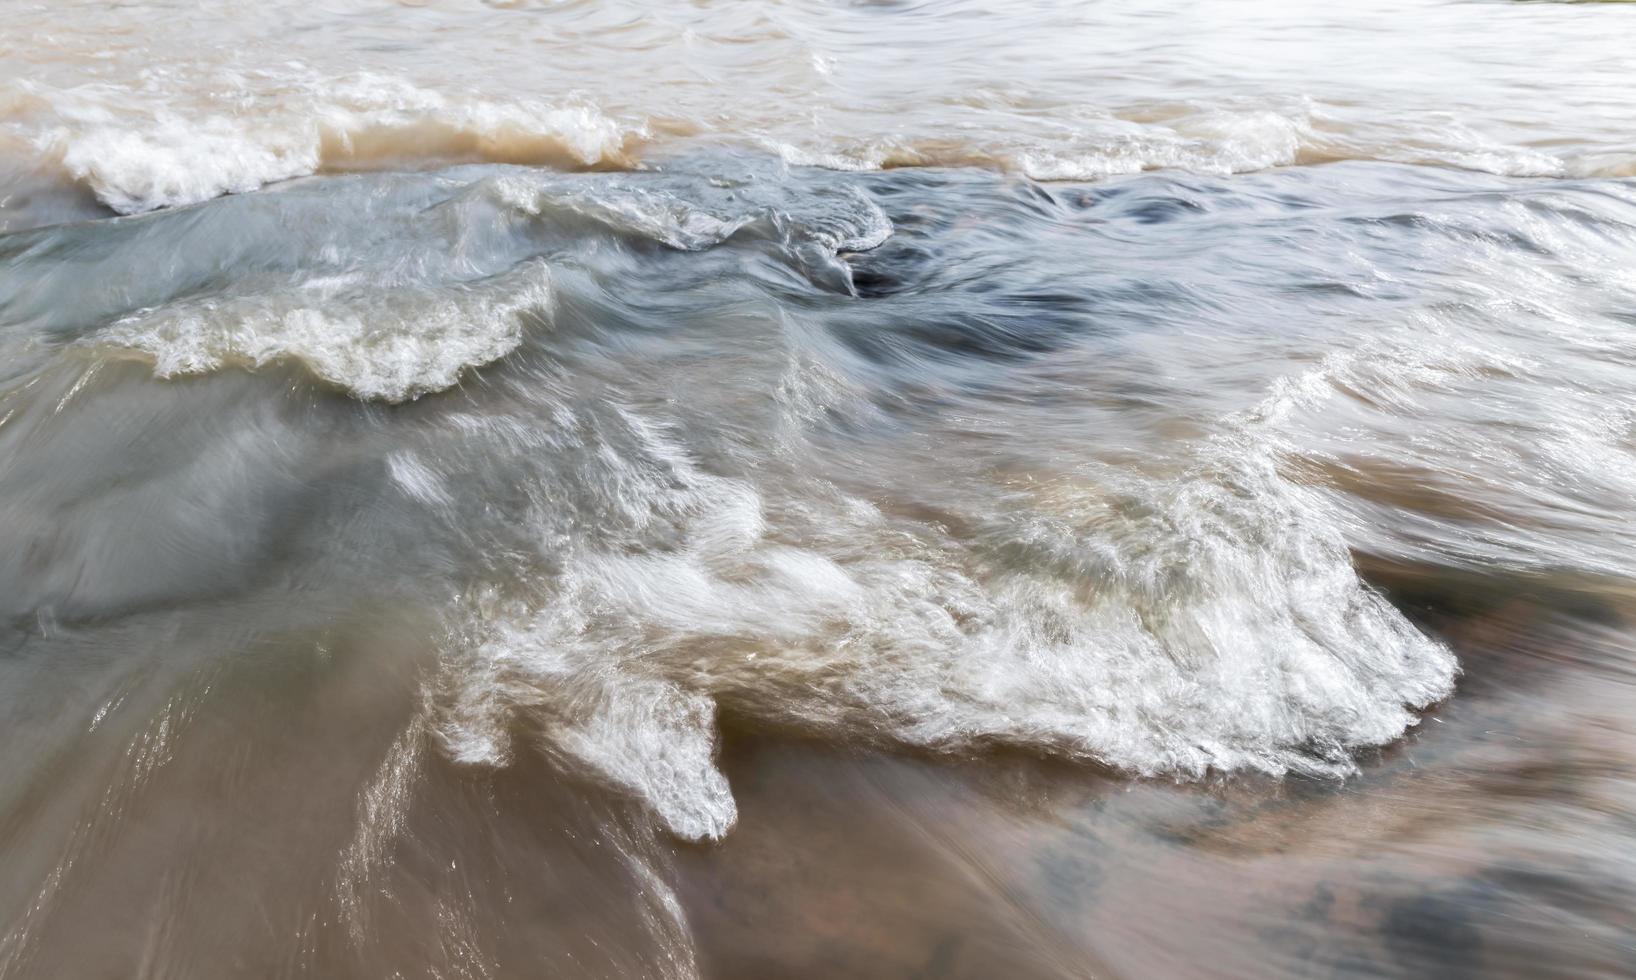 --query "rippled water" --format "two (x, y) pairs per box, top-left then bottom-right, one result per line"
(4, 2), (1636, 978)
